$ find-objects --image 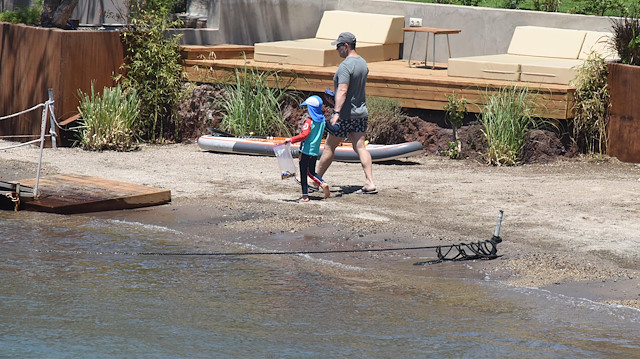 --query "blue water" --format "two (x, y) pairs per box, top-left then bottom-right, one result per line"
(2, 211), (640, 358)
